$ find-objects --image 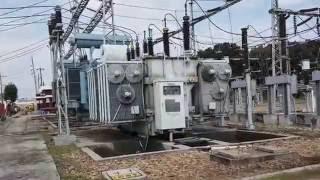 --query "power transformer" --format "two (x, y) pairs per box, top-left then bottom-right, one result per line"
(196, 59), (232, 119)
(88, 61), (144, 123)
